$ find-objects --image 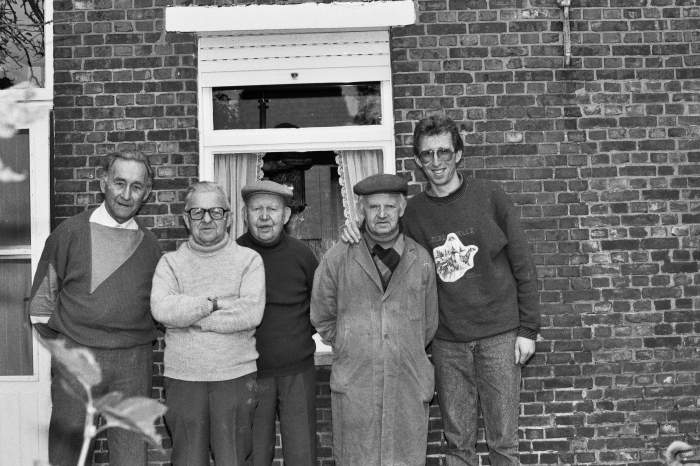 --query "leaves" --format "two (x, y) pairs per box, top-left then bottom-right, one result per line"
(0, 82), (42, 138)
(95, 393), (167, 448)
(38, 336), (102, 390)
